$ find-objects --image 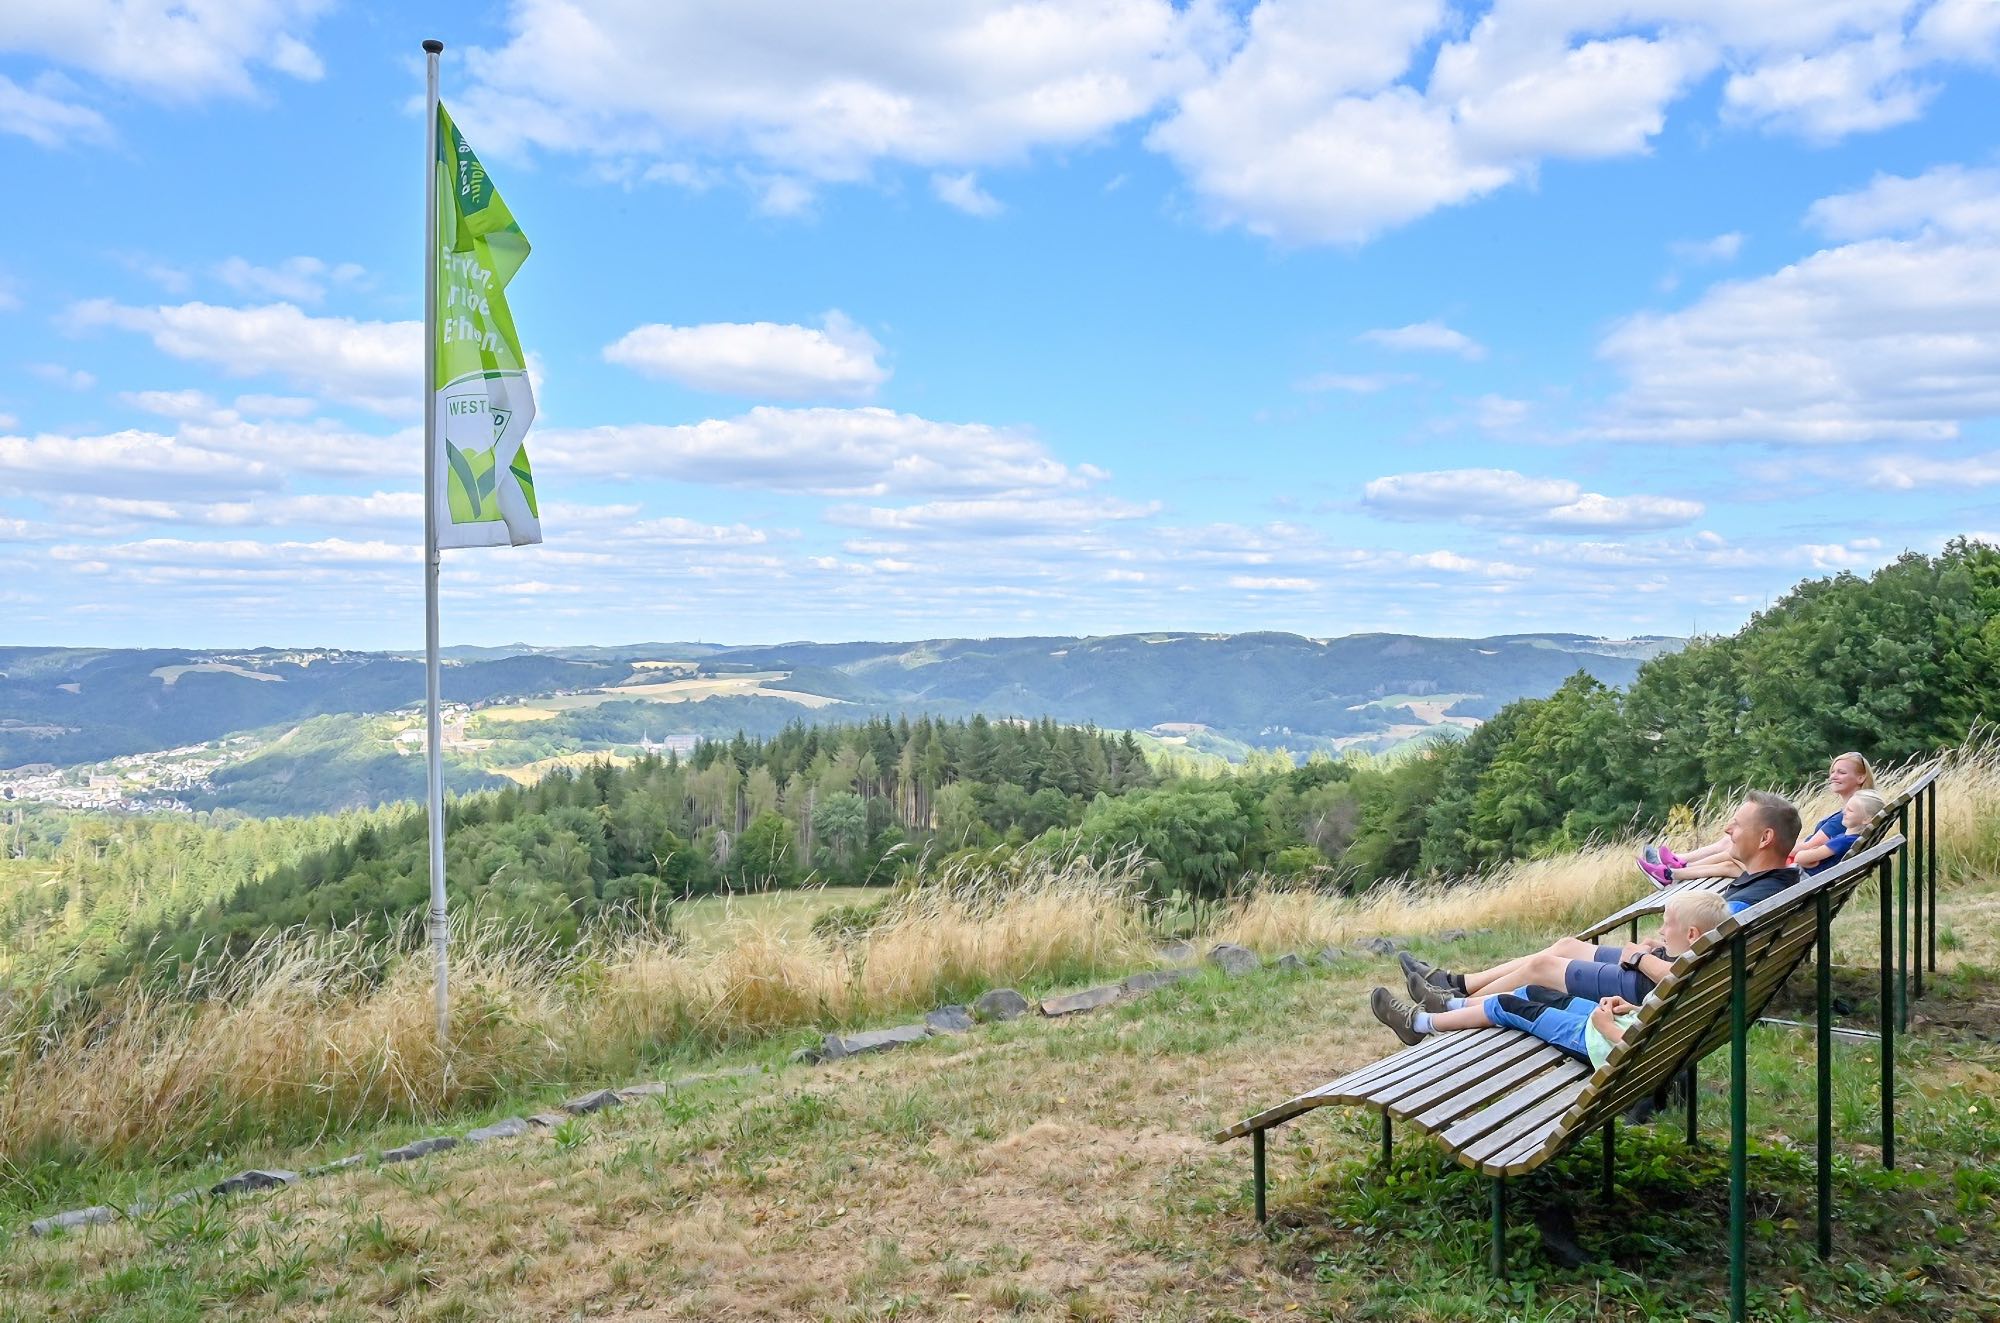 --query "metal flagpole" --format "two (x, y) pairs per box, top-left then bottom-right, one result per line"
(422, 38), (450, 1044)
